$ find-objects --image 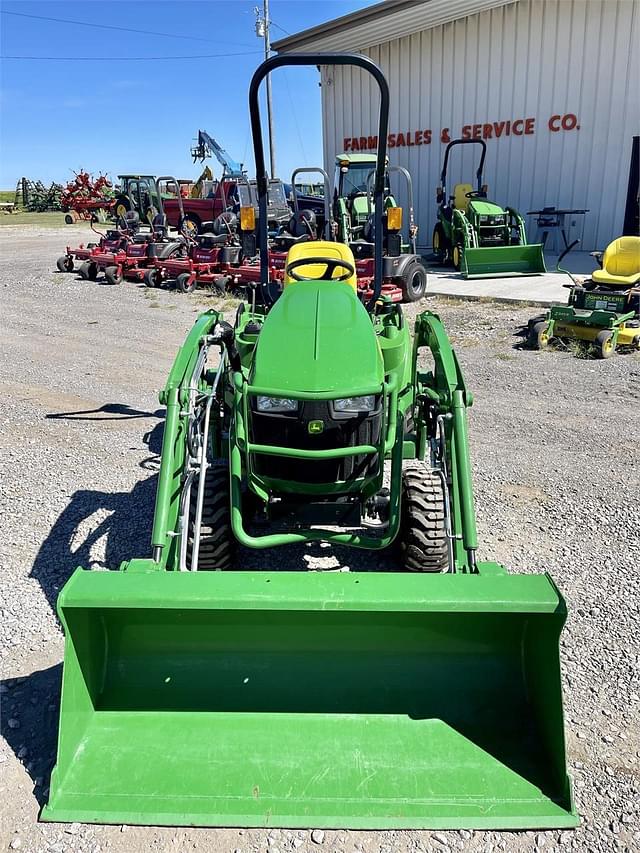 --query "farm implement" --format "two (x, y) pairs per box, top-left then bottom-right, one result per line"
(529, 236), (640, 357)
(43, 53), (576, 831)
(432, 139), (546, 278)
